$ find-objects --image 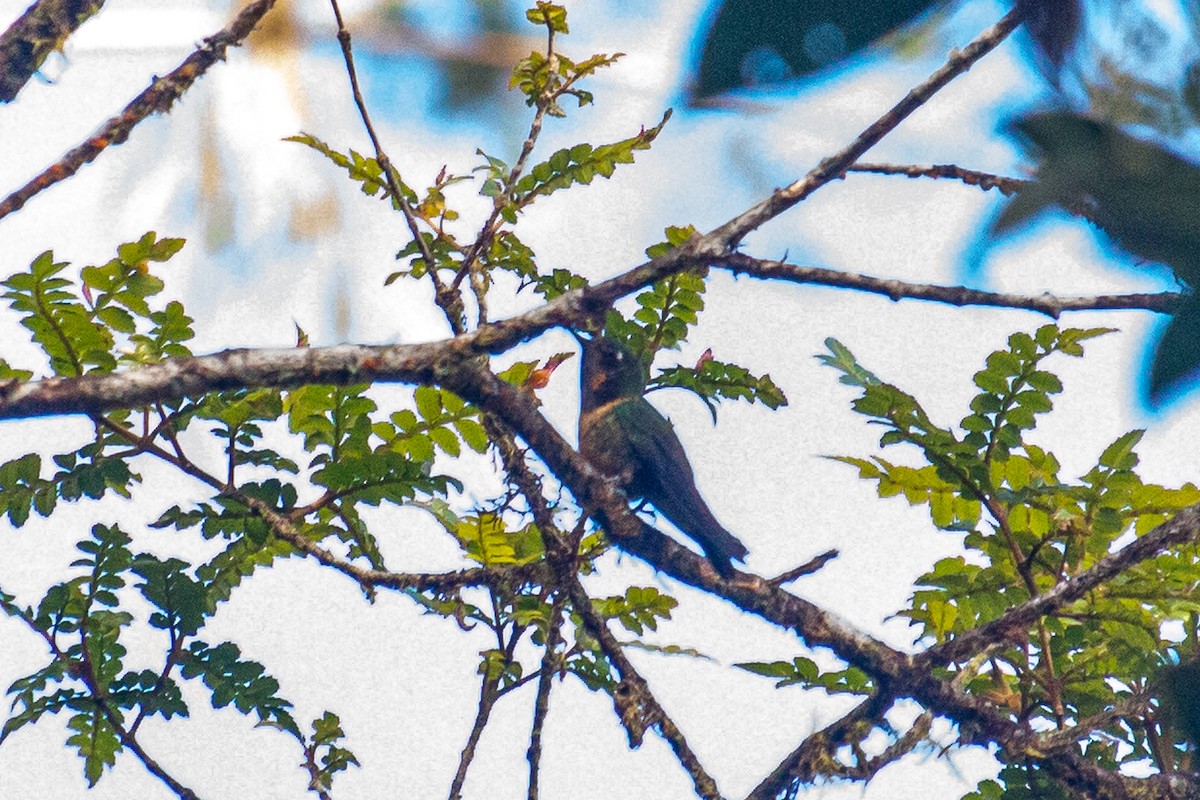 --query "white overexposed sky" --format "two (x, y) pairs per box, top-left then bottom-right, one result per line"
(0, 1), (1196, 799)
